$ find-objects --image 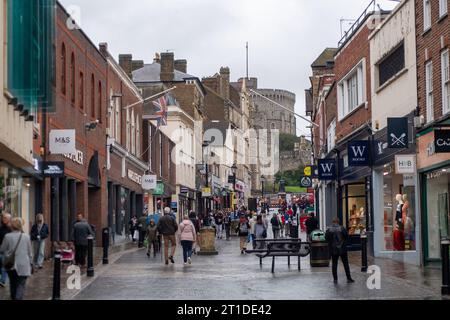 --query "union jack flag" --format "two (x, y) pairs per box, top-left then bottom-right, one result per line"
(149, 95), (168, 127)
